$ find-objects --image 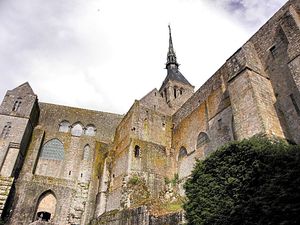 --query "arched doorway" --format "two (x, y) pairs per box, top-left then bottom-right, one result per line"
(35, 191), (57, 222)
